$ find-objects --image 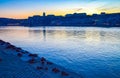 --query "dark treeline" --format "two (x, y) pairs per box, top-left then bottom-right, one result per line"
(0, 12), (120, 27)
